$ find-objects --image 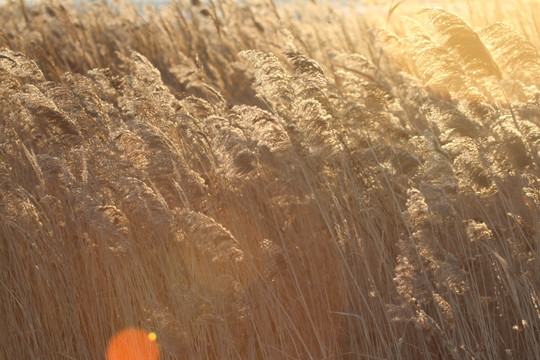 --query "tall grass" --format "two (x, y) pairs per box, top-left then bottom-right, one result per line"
(1, 0), (539, 359)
